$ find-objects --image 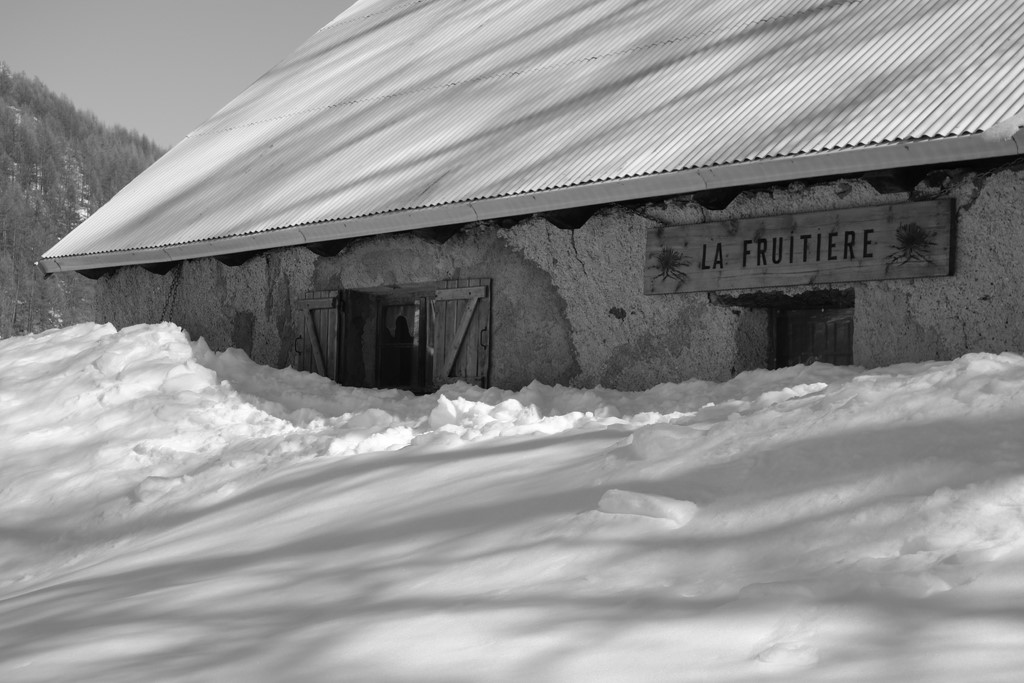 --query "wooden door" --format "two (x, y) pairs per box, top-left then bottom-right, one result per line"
(295, 290), (342, 380)
(432, 278), (491, 387)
